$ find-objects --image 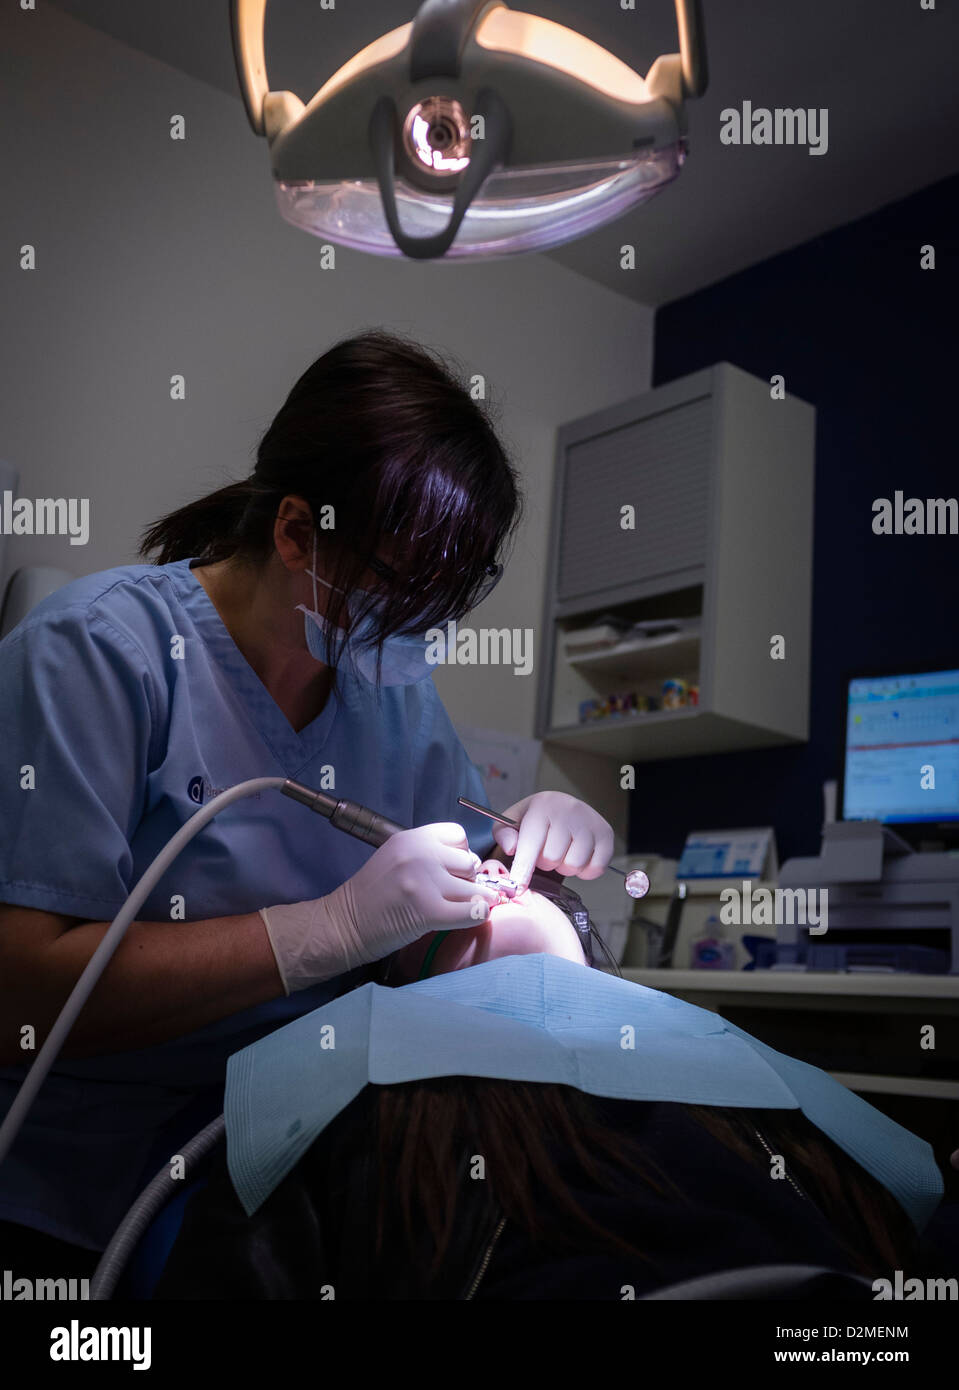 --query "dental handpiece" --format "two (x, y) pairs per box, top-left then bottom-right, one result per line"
(457, 796), (651, 899)
(474, 870), (521, 899)
(281, 779), (408, 847)
(281, 782), (498, 897)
